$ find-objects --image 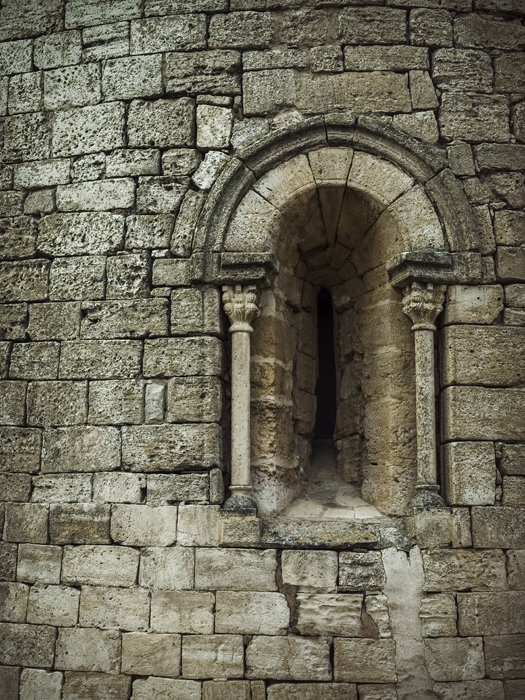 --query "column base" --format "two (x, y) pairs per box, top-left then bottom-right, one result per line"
(223, 494), (258, 516)
(410, 484), (446, 513)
